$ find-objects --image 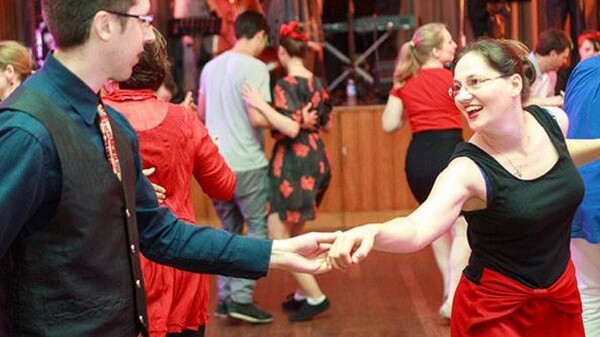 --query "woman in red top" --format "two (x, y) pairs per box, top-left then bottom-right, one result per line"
(103, 29), (236, 337)
(381, 22), (470, 320)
